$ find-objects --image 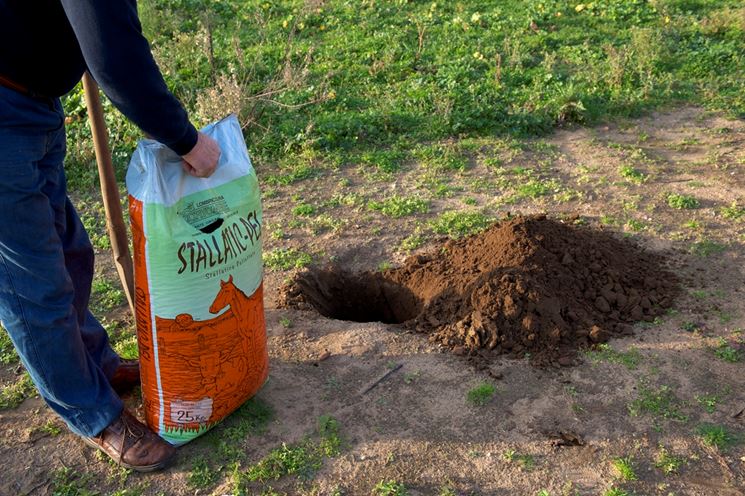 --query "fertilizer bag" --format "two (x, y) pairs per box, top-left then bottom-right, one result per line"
(127, 115), (267, 445)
